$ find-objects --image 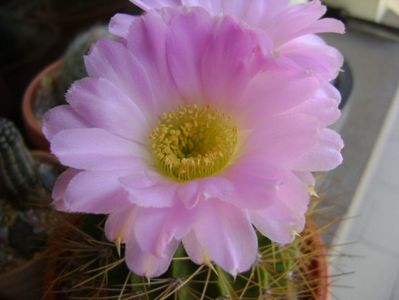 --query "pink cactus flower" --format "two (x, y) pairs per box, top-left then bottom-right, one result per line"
(44, 7), (343, 277)
(127, 0), (345, 81)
